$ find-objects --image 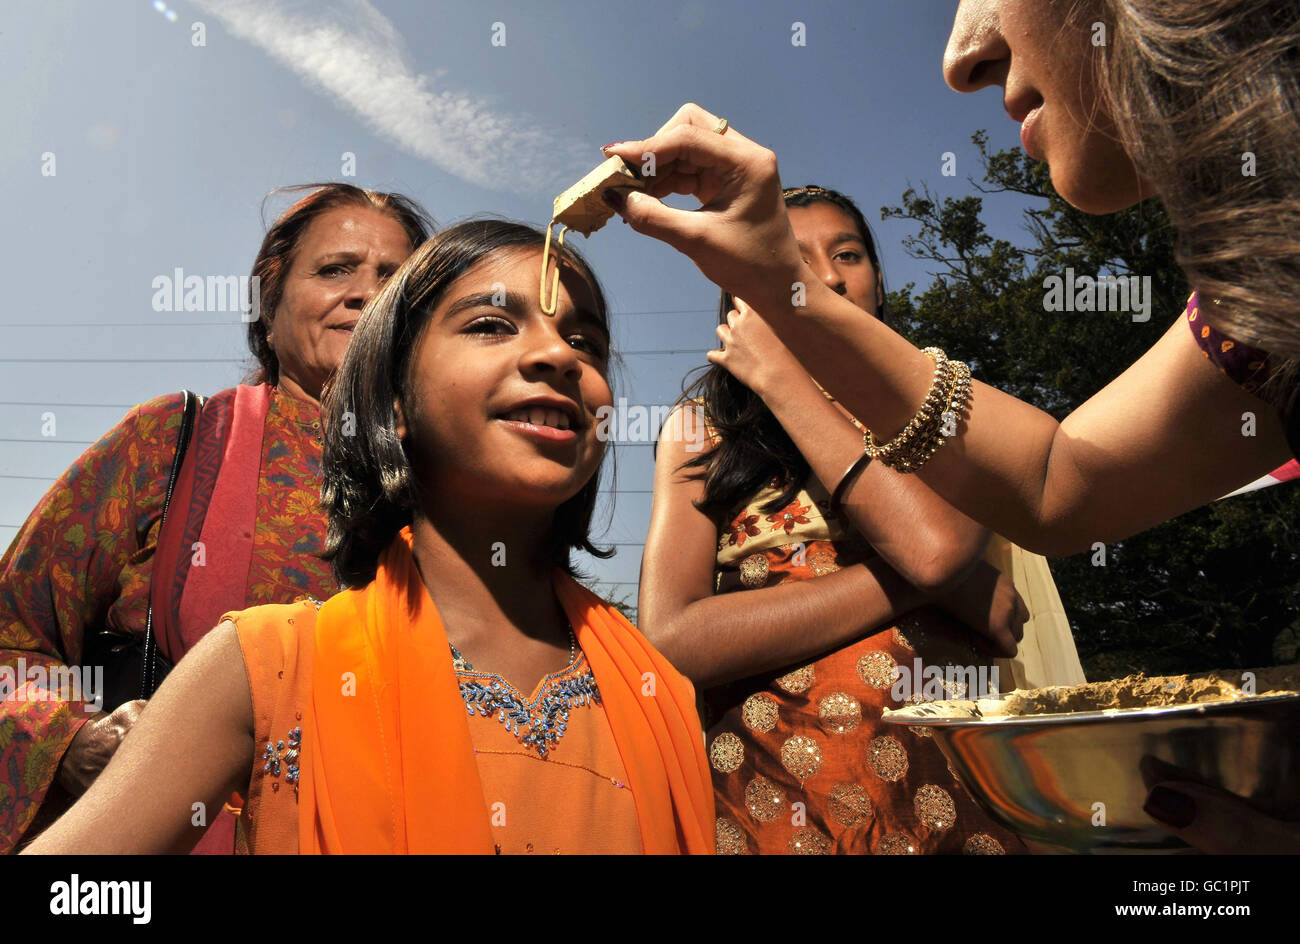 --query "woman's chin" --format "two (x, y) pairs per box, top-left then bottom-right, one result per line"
(1050, 150), (1146, 216)
(1055, 181), (1138, 216)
